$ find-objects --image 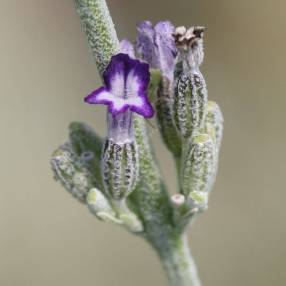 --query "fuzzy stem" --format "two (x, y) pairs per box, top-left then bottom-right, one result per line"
(74, 0), (120, 74)
(157, 234), (201, 286)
